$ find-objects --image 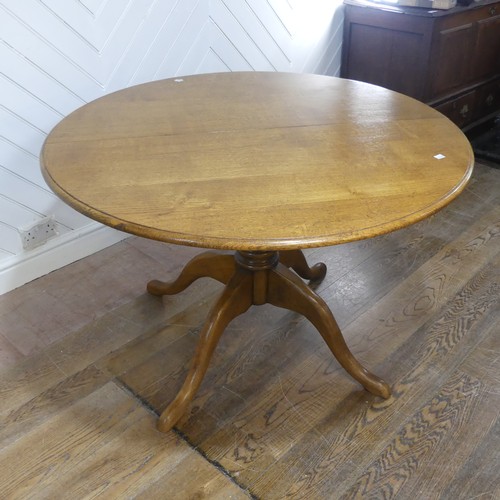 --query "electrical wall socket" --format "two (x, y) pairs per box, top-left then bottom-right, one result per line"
(20, 216), (59, 251)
